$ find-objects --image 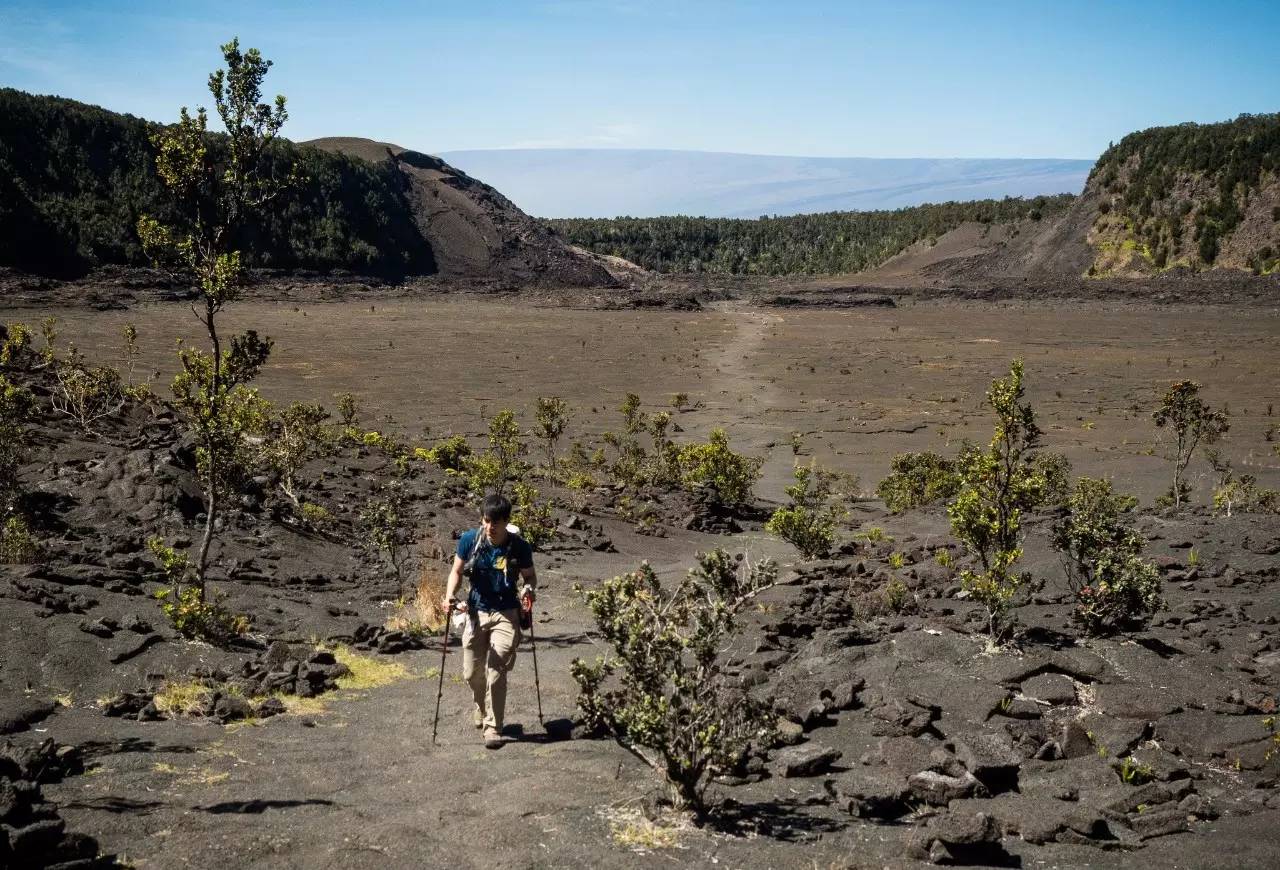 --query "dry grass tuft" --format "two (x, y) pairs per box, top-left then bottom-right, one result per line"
(153, 680), (213, 716)
(603, 807), (686, 851)
(332, 644), (412, 690)
(386, 566), (448, 635)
